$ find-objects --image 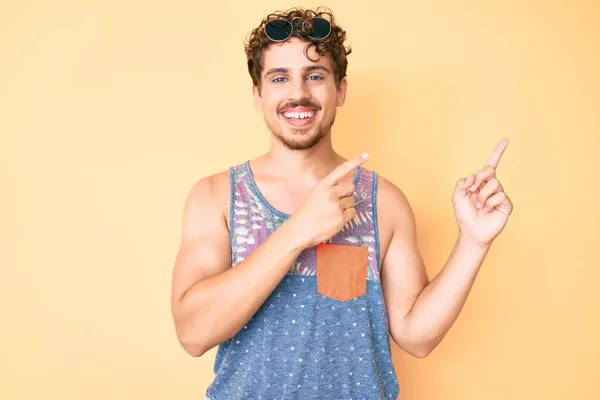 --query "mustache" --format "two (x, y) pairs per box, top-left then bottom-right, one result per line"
(278, 99), (321, 113)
